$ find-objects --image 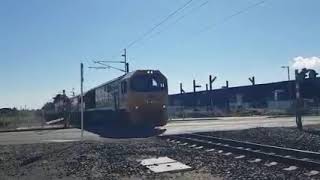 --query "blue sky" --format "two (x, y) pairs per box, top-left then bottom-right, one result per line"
(0, 0), (319, 109)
